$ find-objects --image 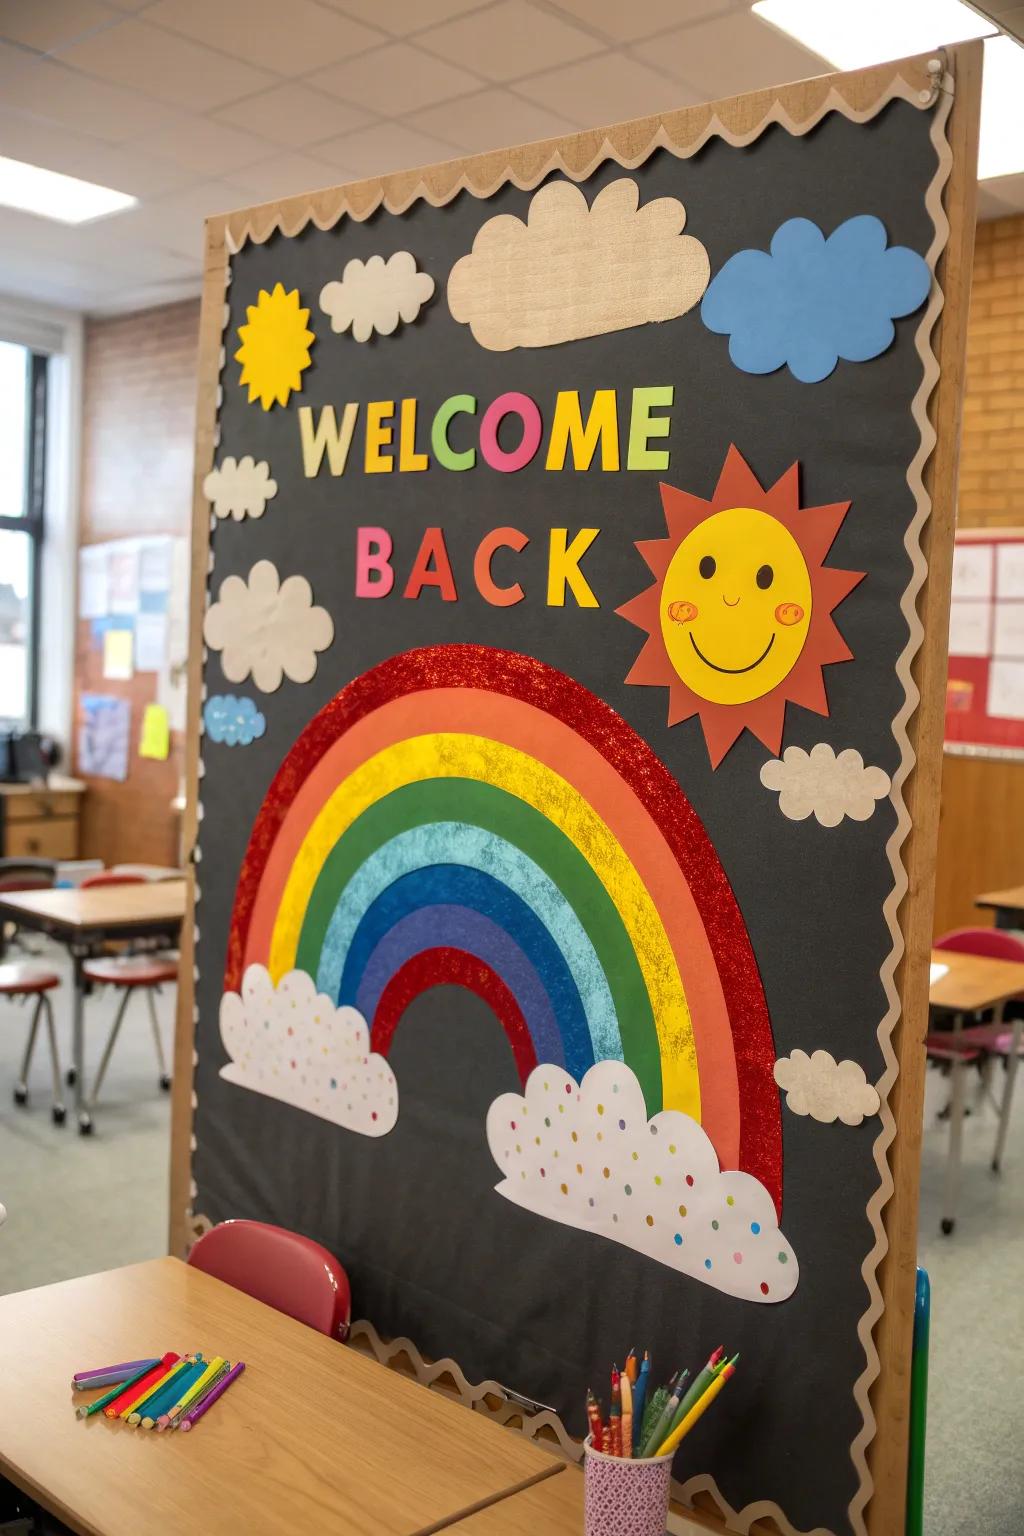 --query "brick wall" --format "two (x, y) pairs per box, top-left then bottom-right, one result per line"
(959, 213), (1024, 528)
(75, 299), (200, 866)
